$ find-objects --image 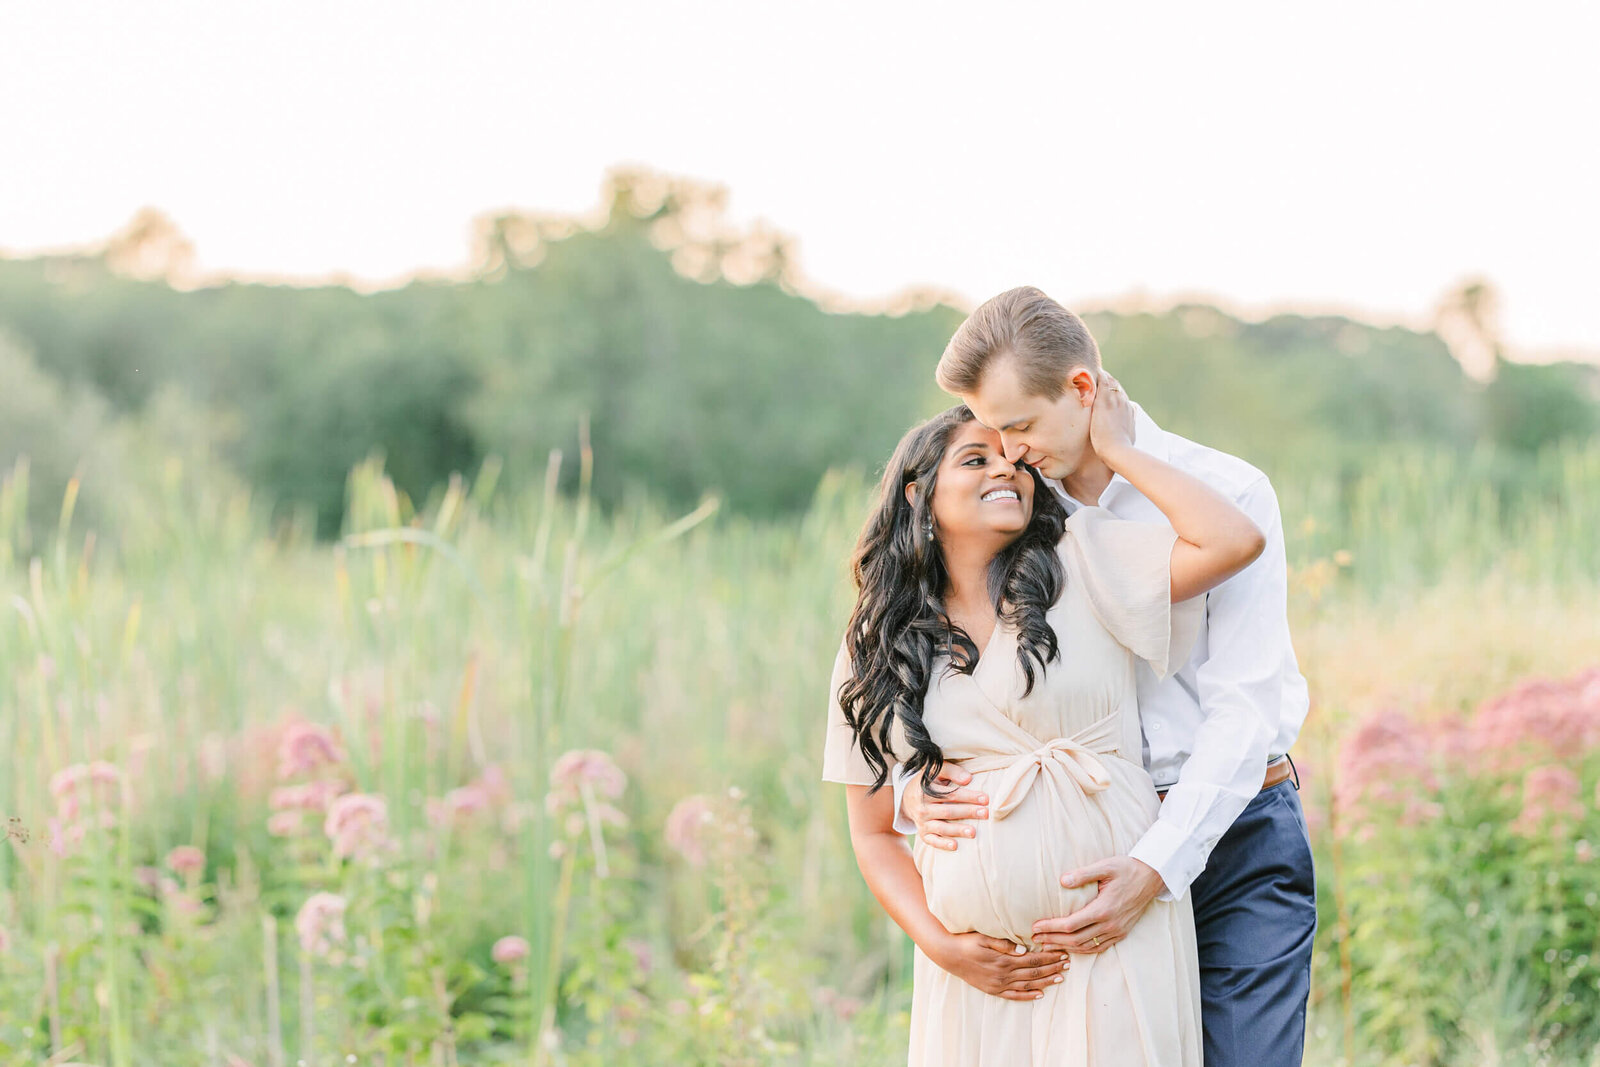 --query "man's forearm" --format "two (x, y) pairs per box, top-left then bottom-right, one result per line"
(1130, 476), (1293, 900)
